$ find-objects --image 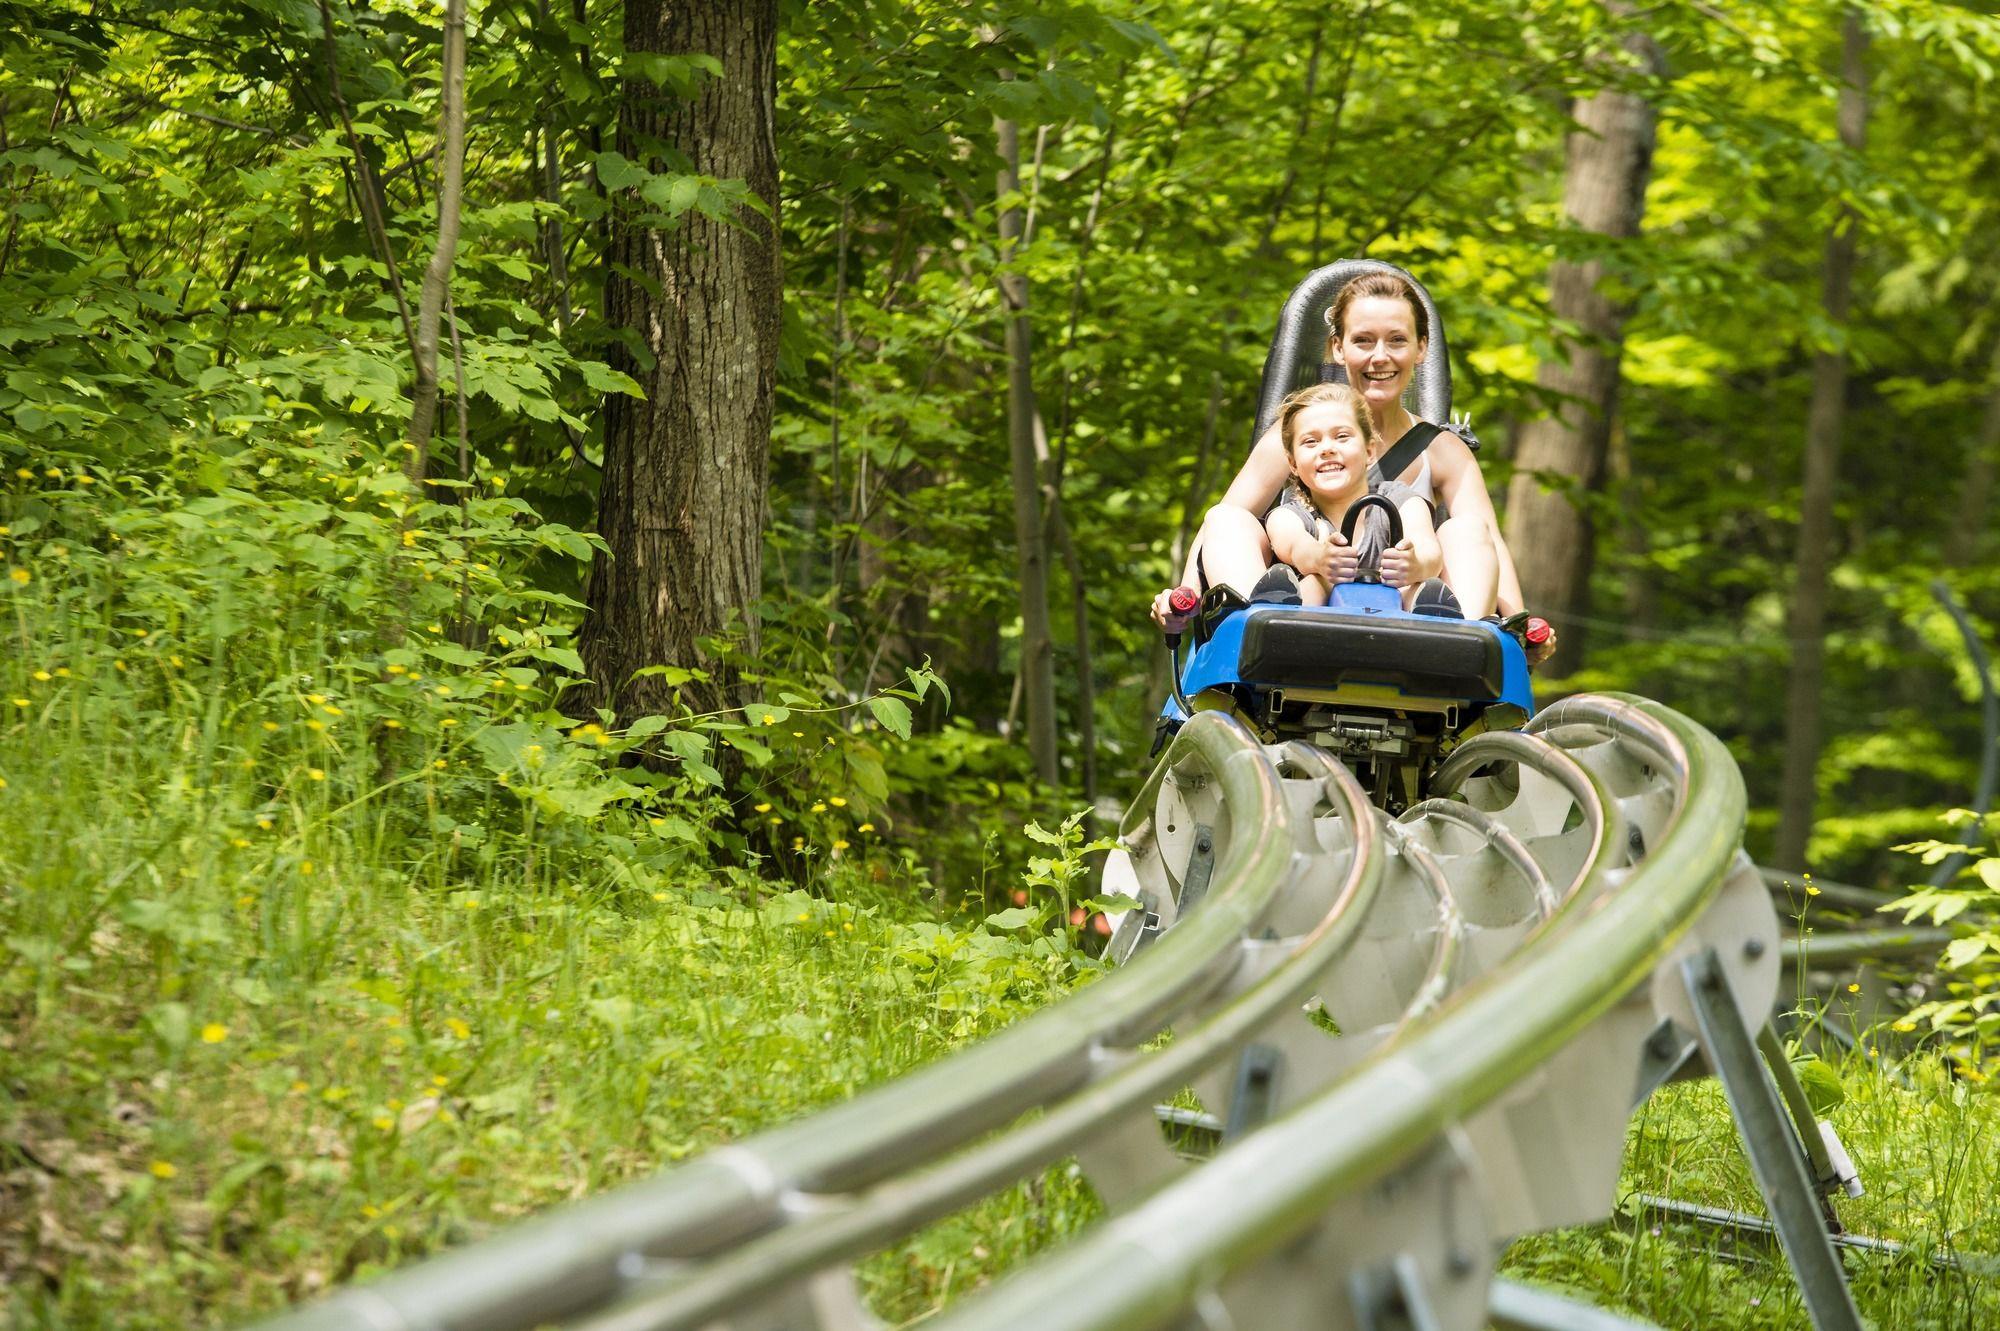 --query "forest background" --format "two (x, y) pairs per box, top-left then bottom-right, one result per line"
(5, 0), (2000, 1326)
